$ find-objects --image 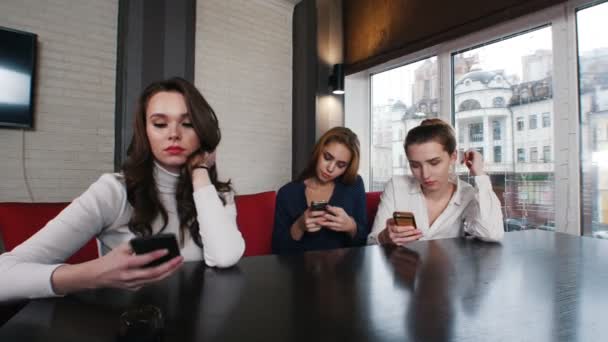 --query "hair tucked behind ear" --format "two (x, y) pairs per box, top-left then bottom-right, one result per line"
(122, 77), (231, 248)
(404, 118), (456, 155)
